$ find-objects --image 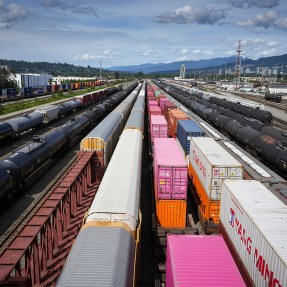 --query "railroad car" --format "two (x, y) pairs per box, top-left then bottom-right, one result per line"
(265, 93), (282, 103)
(156, 80), (287, 176)
(0, 83), (137, 201)
(80, 83), (142, 181)
(56, 83), (146, 287)
(0, 85), (120, 144)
